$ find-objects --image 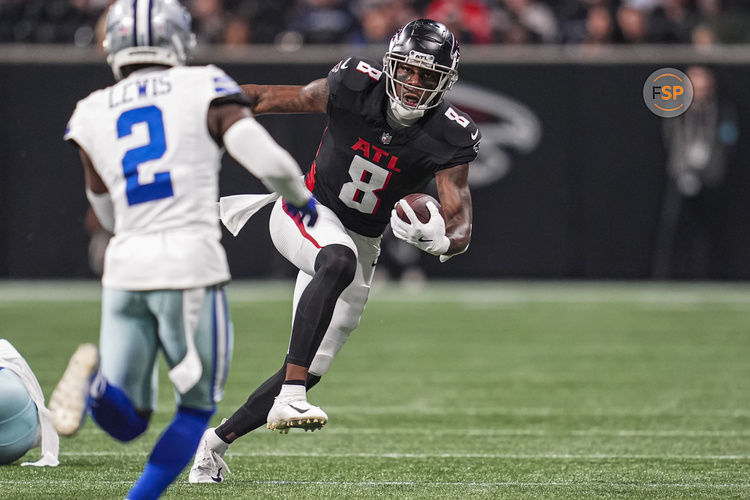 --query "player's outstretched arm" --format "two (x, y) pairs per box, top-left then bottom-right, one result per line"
(208, 102), (317, 224)
(240, 78), (329, 115)
(435, 163), (472, 256)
